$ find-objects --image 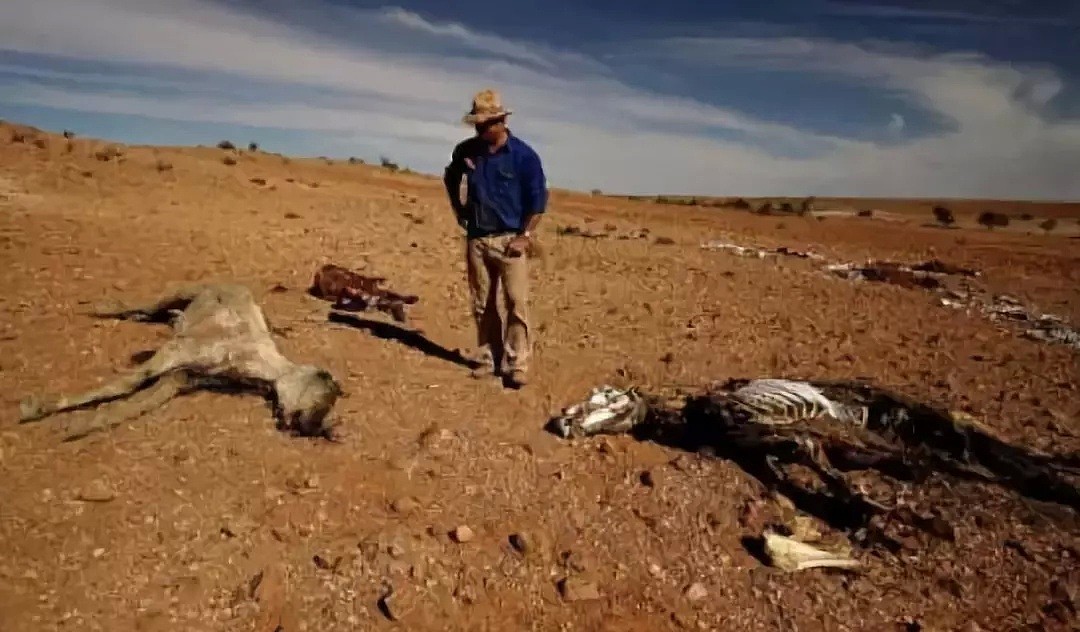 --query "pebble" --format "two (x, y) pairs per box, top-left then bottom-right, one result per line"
(391, 497), (419, 514)
(451, 525), (475, 544)
(558, 577), (600, 602)
(77, 480), (116, 503)
(509, 533), (529, 554)
(92, 548), (105, 559)
(685, 582), (708, 602)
